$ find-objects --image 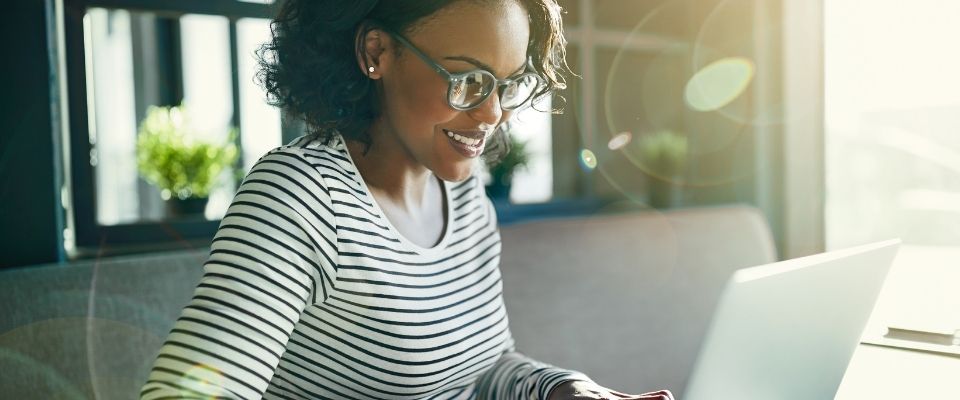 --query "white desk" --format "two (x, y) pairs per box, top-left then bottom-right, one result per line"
(835, 245), (960, 399)
(836, 344), (960, 398)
